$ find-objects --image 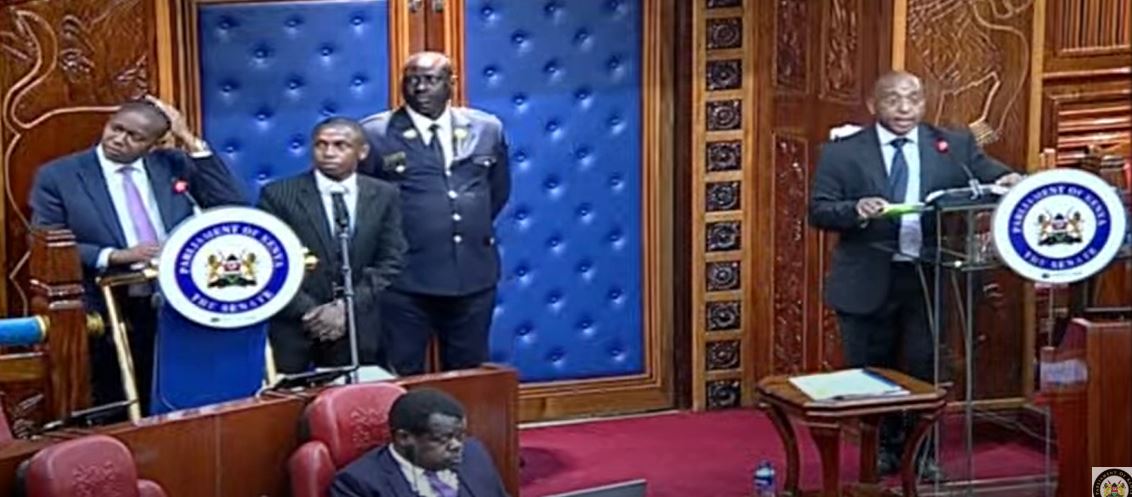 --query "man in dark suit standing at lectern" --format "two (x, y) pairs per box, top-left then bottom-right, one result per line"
(360, 52), (511, 375)
(29, 96), (247, 412)
(257, 118), (405, 373)
(808, 71), (1023, 476)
